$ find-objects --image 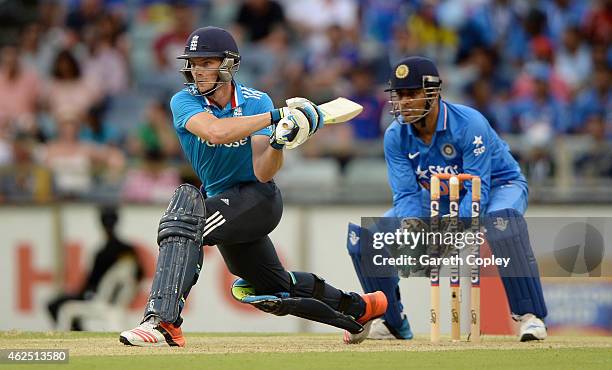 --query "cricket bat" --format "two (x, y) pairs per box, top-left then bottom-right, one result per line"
(286, 97), (363, 125)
